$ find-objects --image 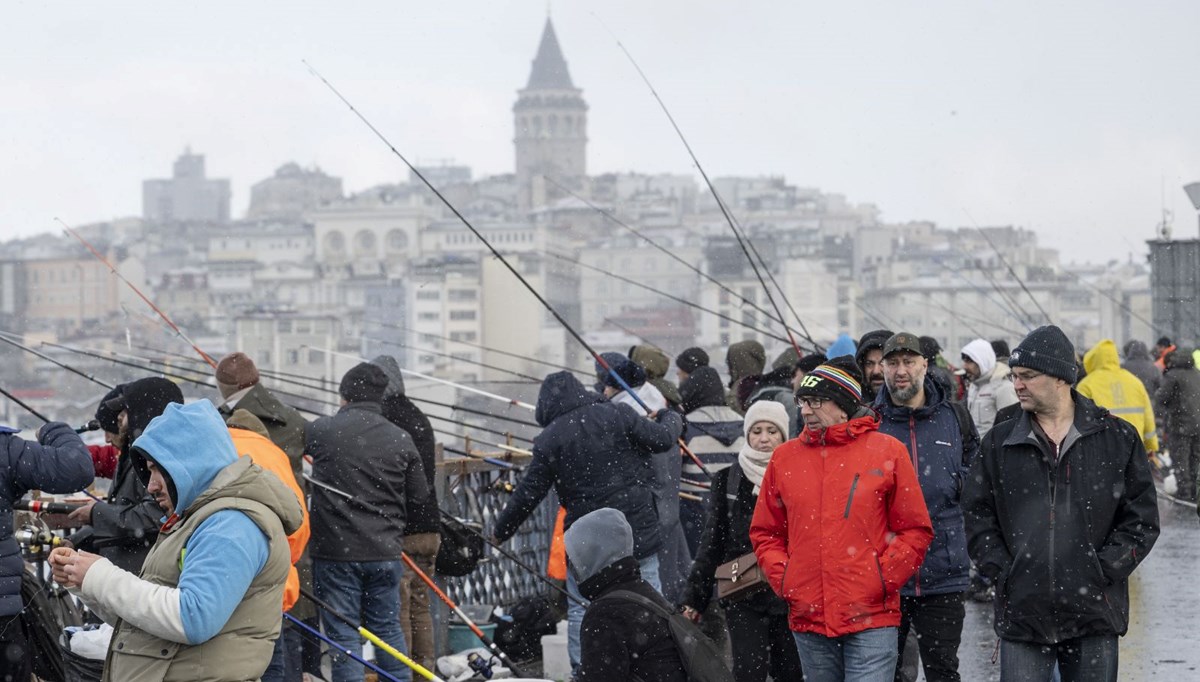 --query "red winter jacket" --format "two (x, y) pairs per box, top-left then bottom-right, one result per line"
(750, 412), (933, 637)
